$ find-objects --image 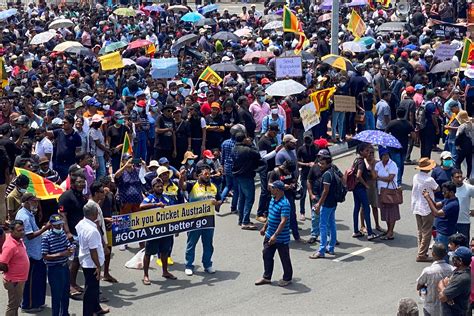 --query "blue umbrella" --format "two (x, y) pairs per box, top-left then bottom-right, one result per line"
(180, 12), (204, 23)
(0, 8), (17, 21)
(143, 4), (165, 12)
(352, 130), (402, 149)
